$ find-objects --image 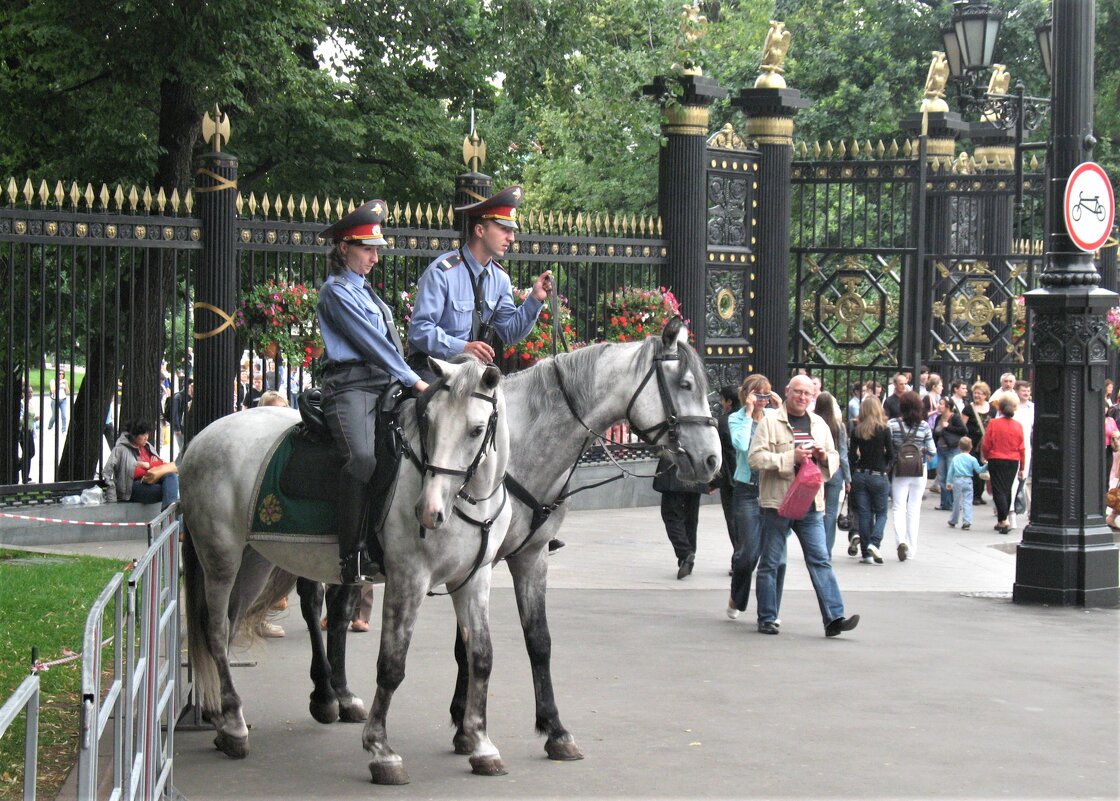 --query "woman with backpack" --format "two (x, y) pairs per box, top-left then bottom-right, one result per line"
(889, 391), (936, 561)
